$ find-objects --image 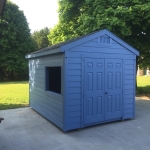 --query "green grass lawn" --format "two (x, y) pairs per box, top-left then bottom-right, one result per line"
(0, 81), (29, 110)
(0, 77), (150, 110)
(136, 76), (150, 94)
